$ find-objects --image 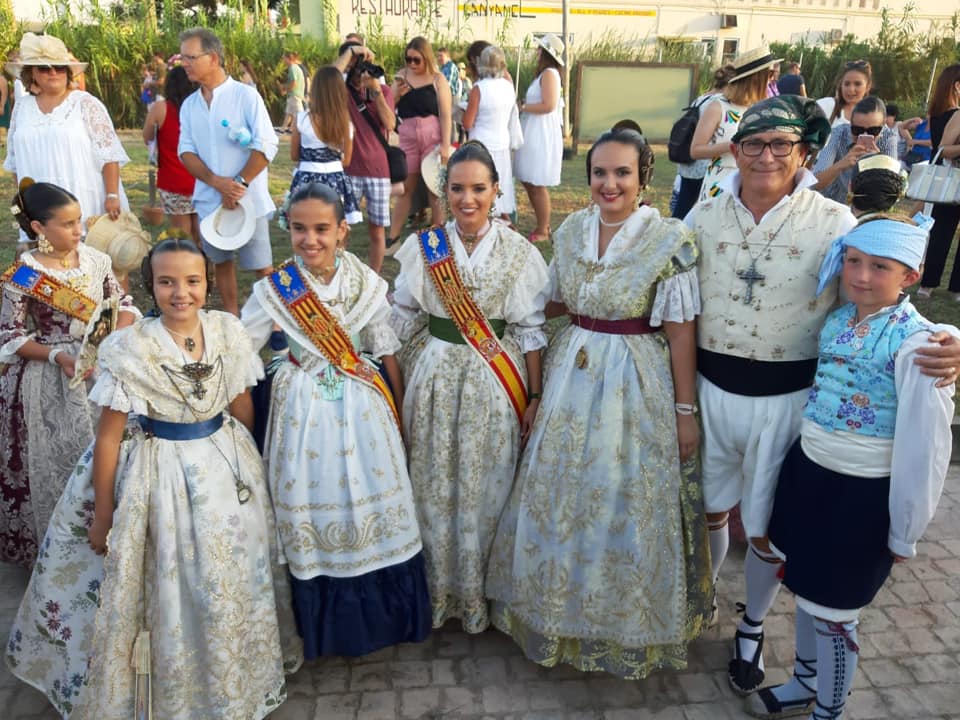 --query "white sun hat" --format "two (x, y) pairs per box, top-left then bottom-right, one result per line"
(199, 195), (257, 251)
